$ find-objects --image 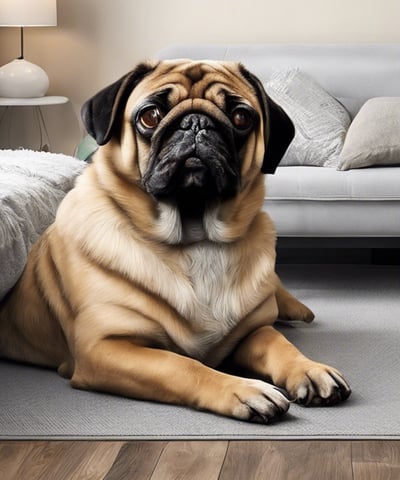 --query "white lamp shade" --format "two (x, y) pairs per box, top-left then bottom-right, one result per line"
(0, 0), (57, 27)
